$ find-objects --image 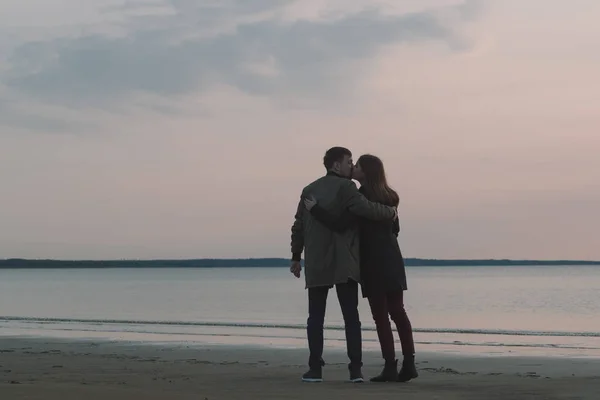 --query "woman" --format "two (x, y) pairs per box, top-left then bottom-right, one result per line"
(303, 154), (417, 383)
